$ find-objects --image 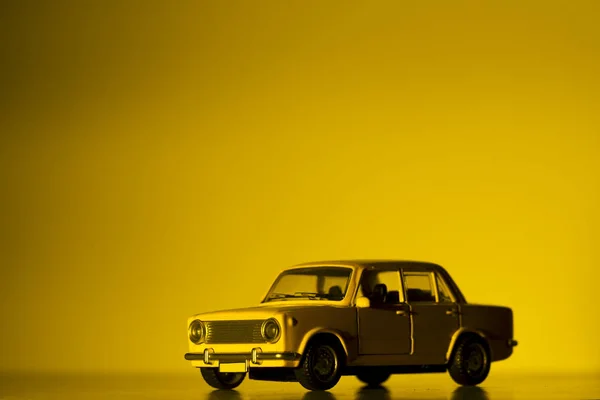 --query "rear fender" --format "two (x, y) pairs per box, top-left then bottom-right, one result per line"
(445, 328), (490, 362)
